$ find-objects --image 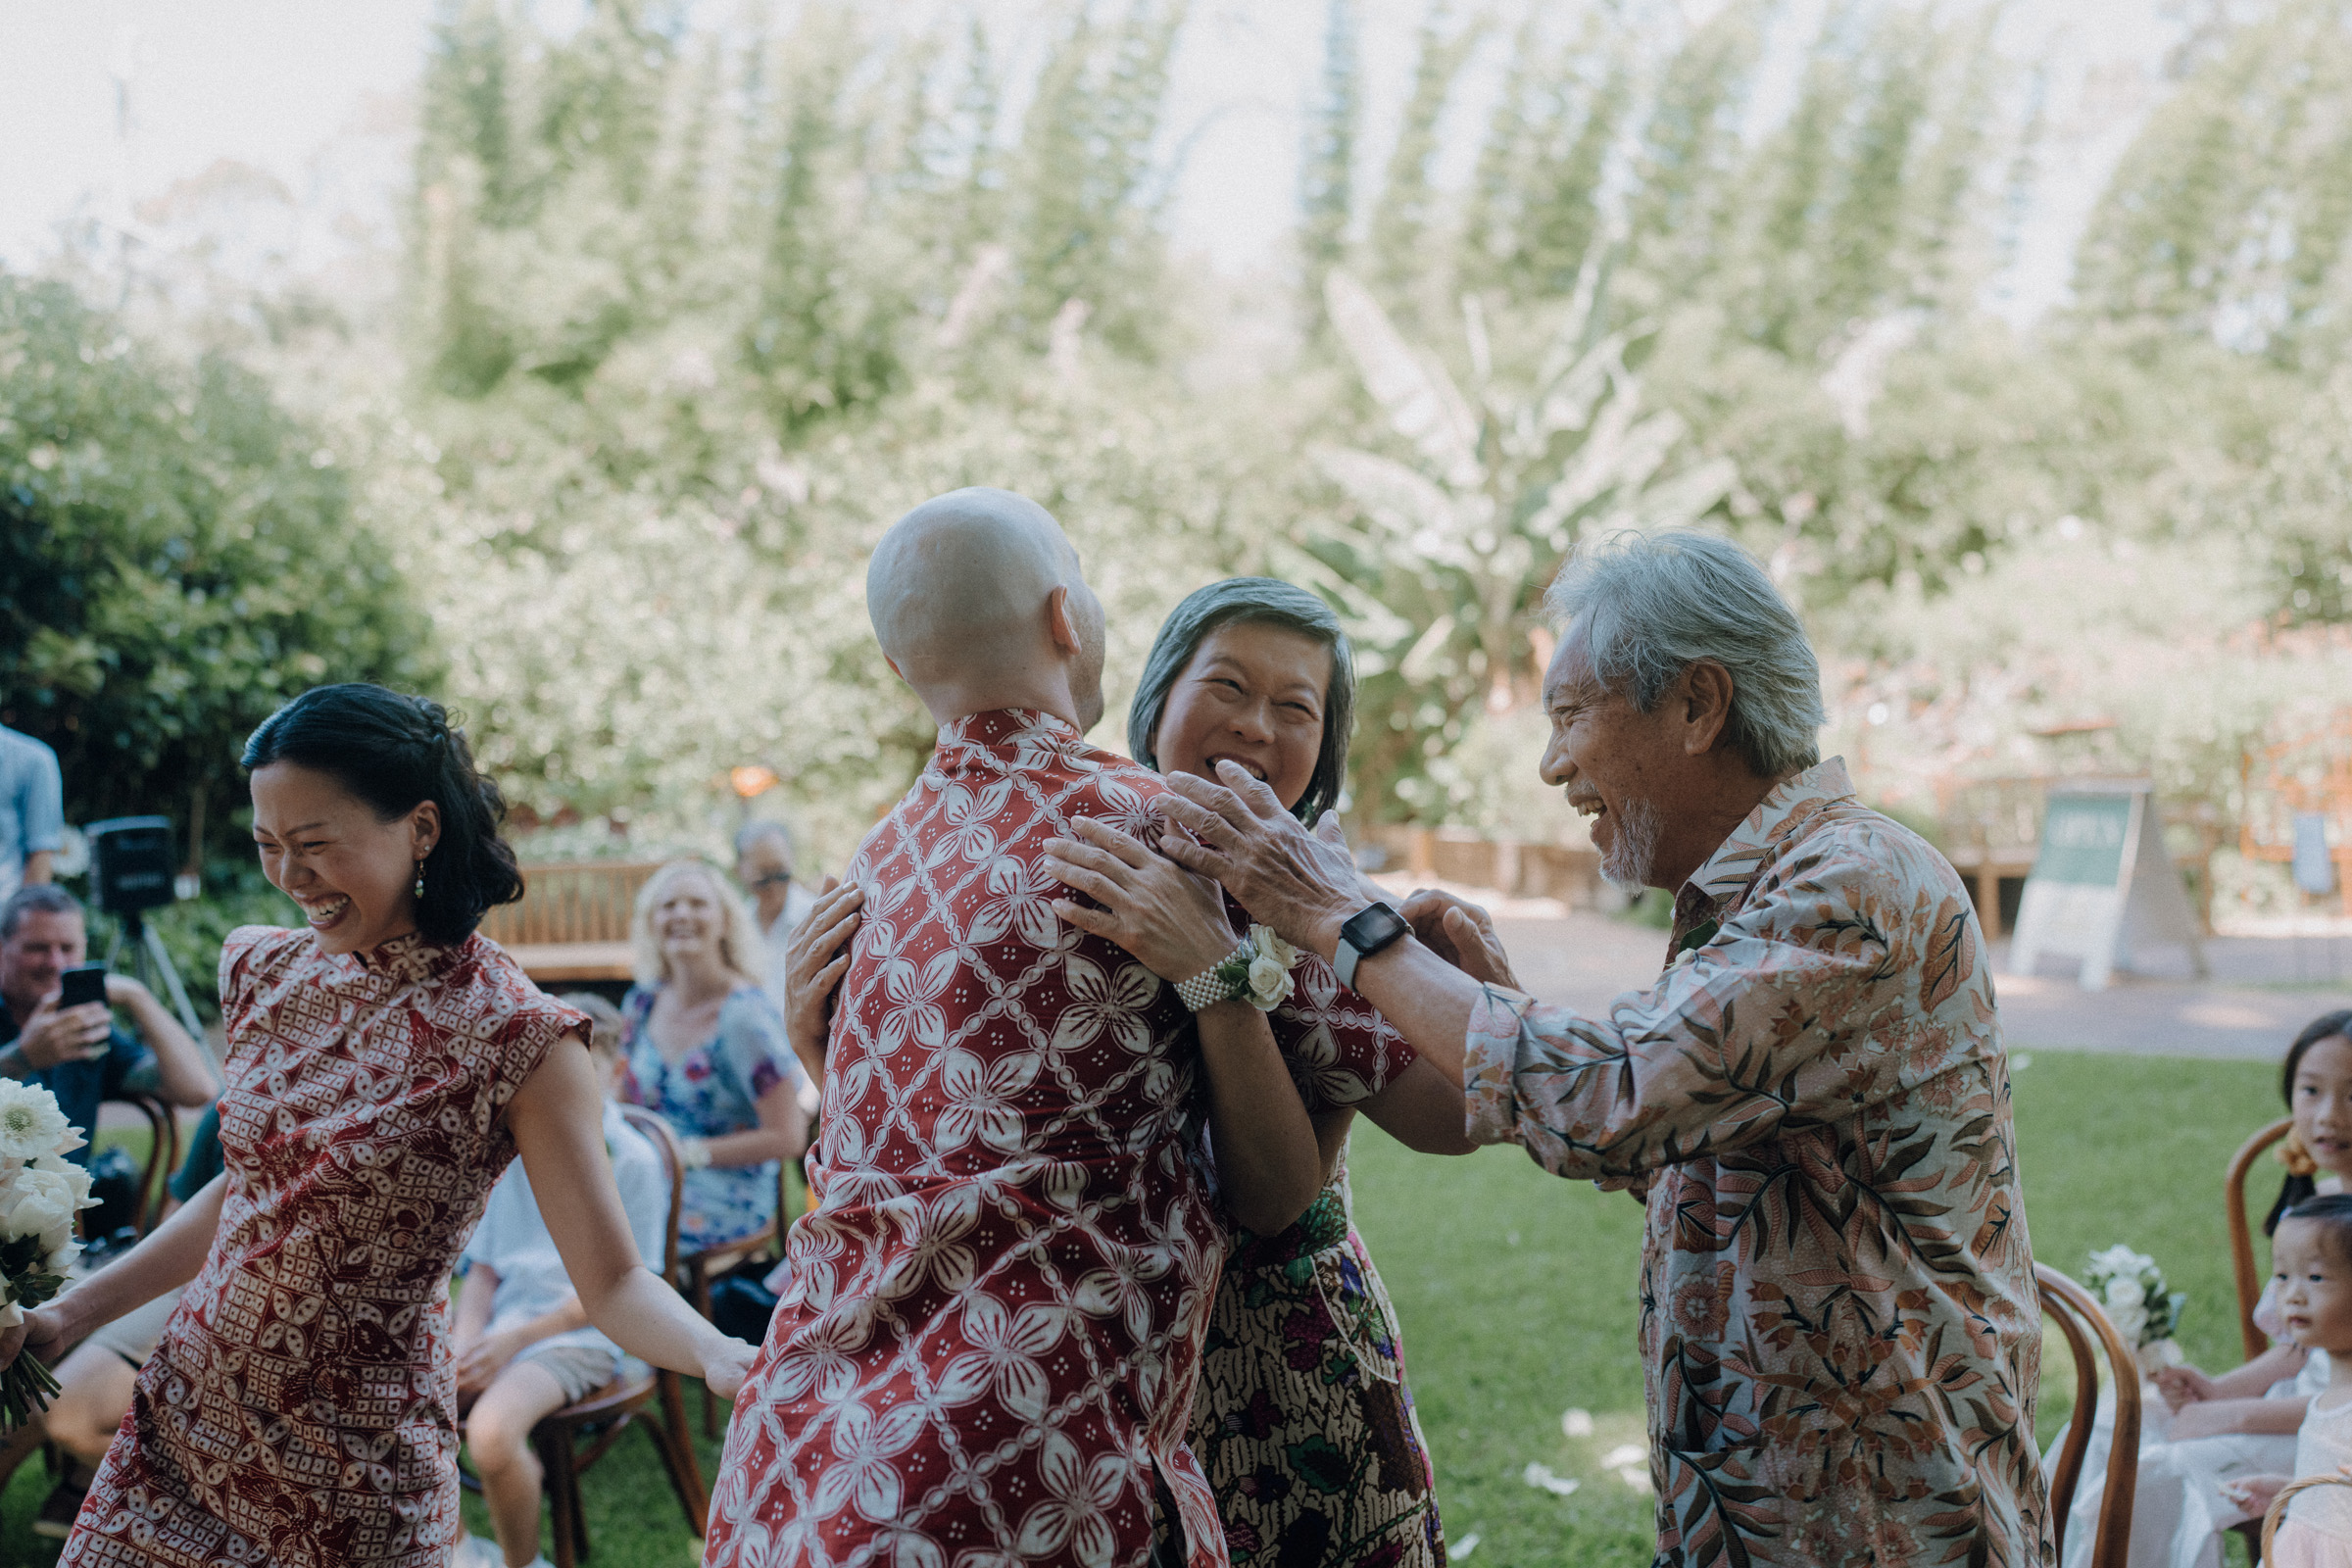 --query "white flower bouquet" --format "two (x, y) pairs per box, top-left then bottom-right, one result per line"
(2083, 1244), (2188, 1372)
(0, 1081), (98, 1427)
